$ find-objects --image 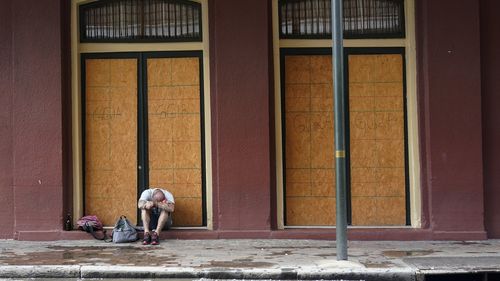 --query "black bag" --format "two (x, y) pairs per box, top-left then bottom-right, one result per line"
(111, 216), (138, 243)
